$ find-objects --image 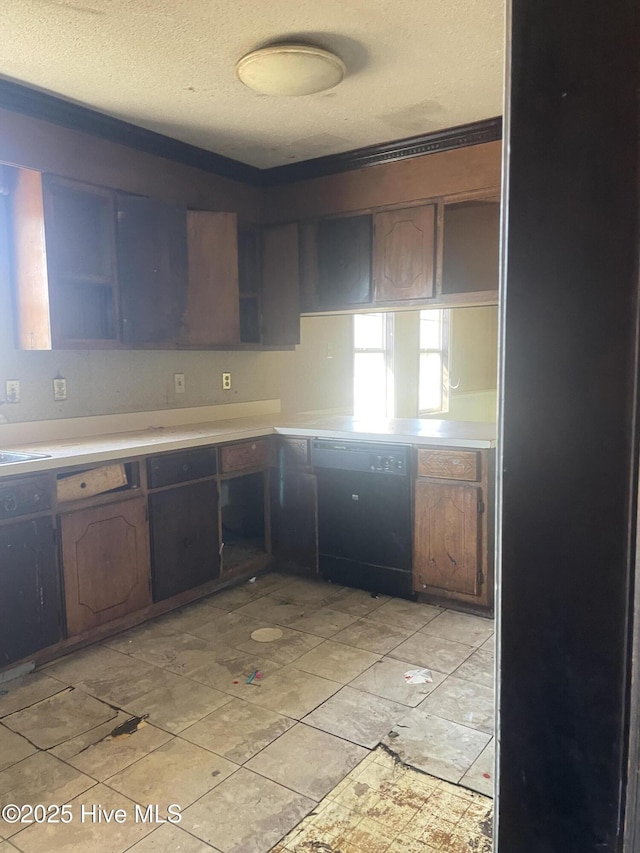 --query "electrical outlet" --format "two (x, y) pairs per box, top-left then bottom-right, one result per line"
(174, 373), (185, 394)
(53, 378), (67, 401)
(5, 380), (20, 403)
(222, 372), (232, 390)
